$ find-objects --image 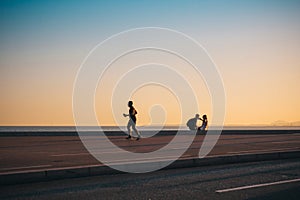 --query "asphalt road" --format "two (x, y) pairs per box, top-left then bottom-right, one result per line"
(1, 132), (300, 174)
(1, 158), (300, 200)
